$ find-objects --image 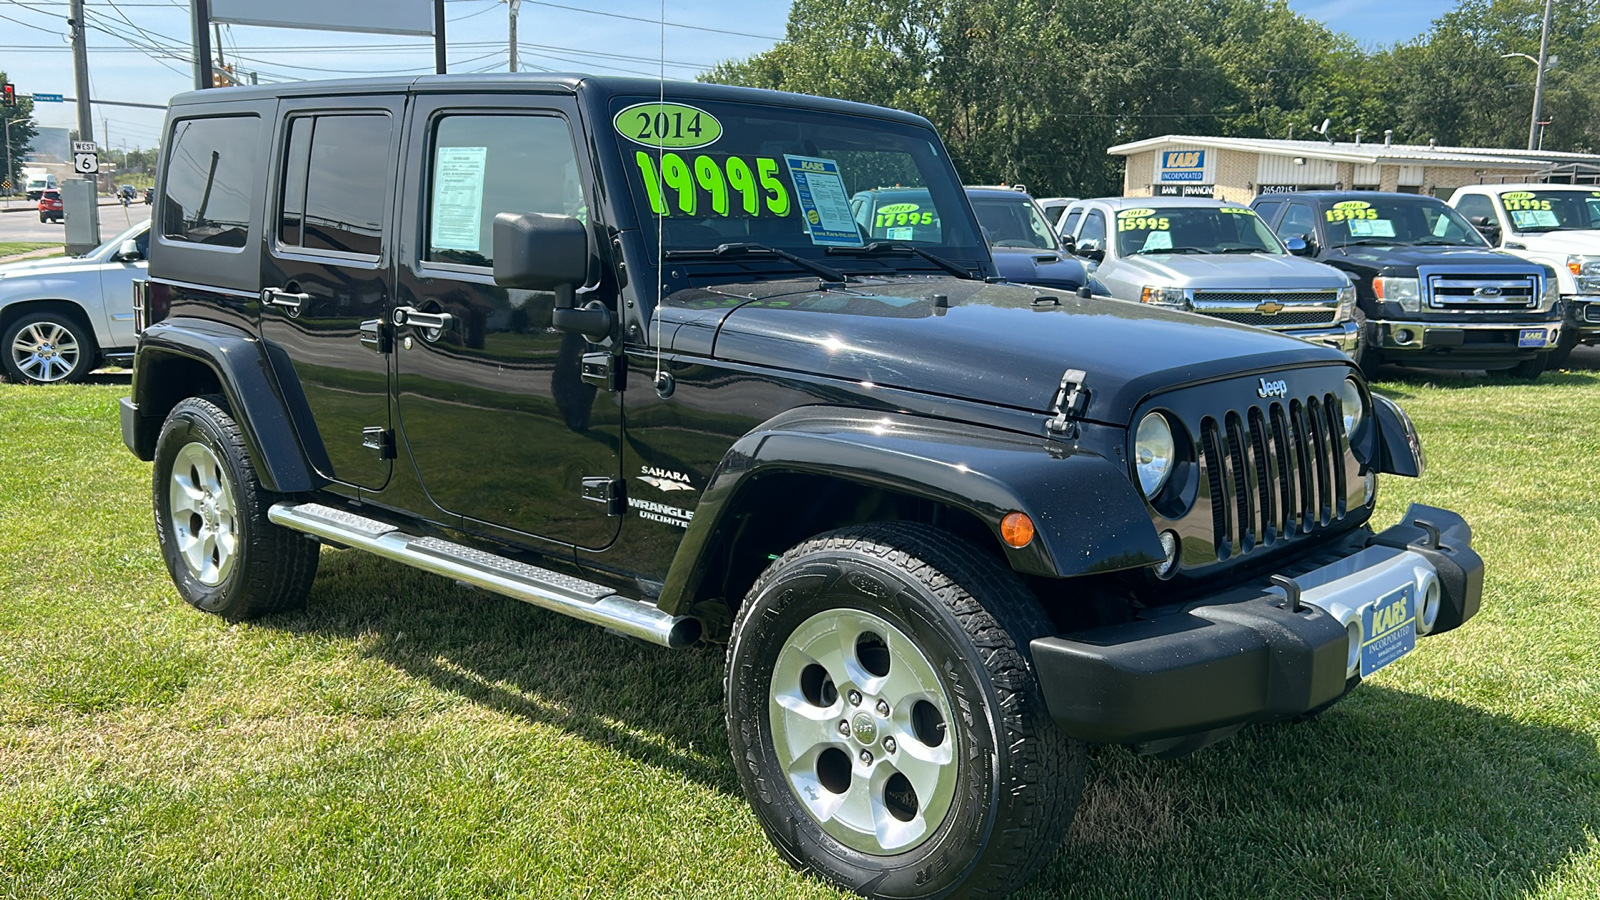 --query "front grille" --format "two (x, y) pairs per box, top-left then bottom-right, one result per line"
(1197, 393), (1349, 560)
(1191, 290), (1339, 330)
(1206, 310), (1337, 328)
(1586, 304), (1600, 324)
(1425, 273), (1538, 311)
